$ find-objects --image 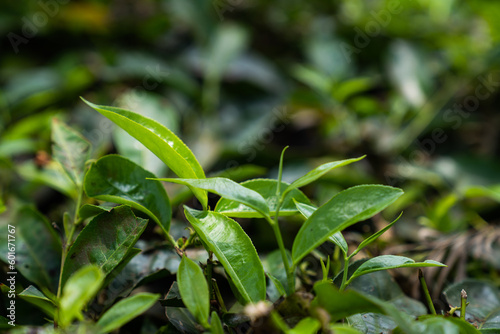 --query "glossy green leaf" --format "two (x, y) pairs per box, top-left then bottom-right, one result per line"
(184, 207), (266, 303)
(264, 249), (292, 299)
(0, 206), (61, 292)
(294, 201), (348, 256)
(18, 285), (56, 318)
(61, 206), (148, 287)
(51, 118), (91, 187)
(312, 282), (417, 334)
(288, 317), (321, 334)
(84, 155), (171, 233)
(82, 99), (207, 208)
(350, 212), (403, 258)
(177, 256), (210, 328)
(59, 265), (104, 328)
(283, 156), (365, 197)
(347, 256), (445, 285)
(155, 177), (269, 218)
(96, 293), (160, 334)
(215, 179), (311, 218)
(210, 311), (224, 334)
(292, 185), (404, 265)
